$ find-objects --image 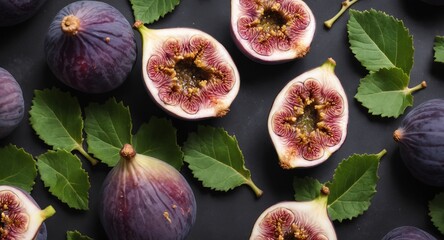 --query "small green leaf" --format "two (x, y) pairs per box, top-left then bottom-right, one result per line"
(327, 150), (386, 222)
(133, 117), (183, 170)
(67, 230), (94, 240)
(183, 126), (263, 197)
(429, 192), (444, 235)
(85, 98), (132, 167)
(348, 9), (414, 75)
(434, 36), (444, 63)
(293, 177), (323, 201)
(37, 150), (90, 210)
(0, 144), (36, 192)
(130, 0), (180, 24)
(355, 68), (426, 118)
